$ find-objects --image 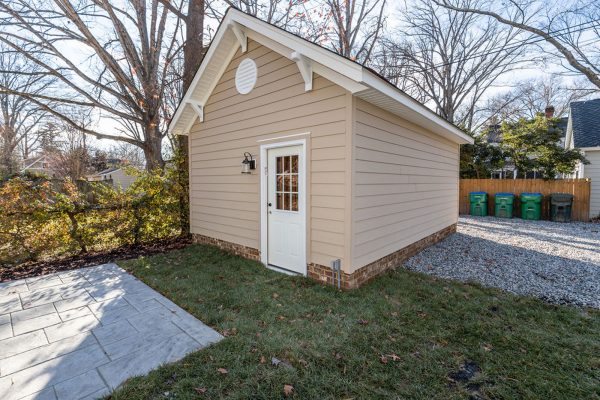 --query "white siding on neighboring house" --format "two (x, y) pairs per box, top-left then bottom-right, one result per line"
(110, 169), (137, 190)
(351, 99), (460, 271)
(584, 150), (600, 218)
